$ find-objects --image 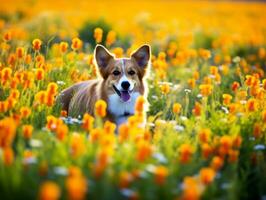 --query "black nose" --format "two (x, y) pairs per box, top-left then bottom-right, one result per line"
(121, 81), (130, 90)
